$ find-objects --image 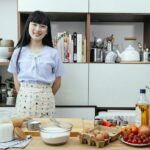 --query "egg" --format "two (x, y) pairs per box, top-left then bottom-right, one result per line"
(93, 129), (100, 136)
(84, 128), (92, 133)
(100, 131), (109, 139)
(95, 133), (104, 141)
